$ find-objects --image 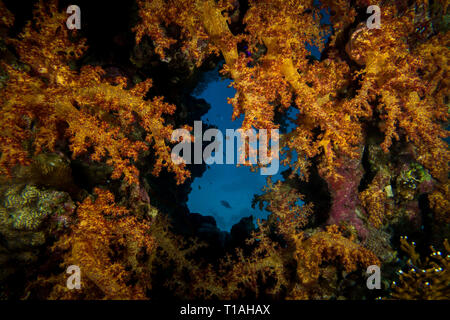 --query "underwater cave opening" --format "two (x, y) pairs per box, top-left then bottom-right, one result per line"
(185, 5), (331, 232)
(186, 66), (299, 232)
